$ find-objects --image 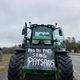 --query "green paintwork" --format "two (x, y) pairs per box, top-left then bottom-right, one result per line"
(32, 36), (51, 40)
(22, 66), (57, 76)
